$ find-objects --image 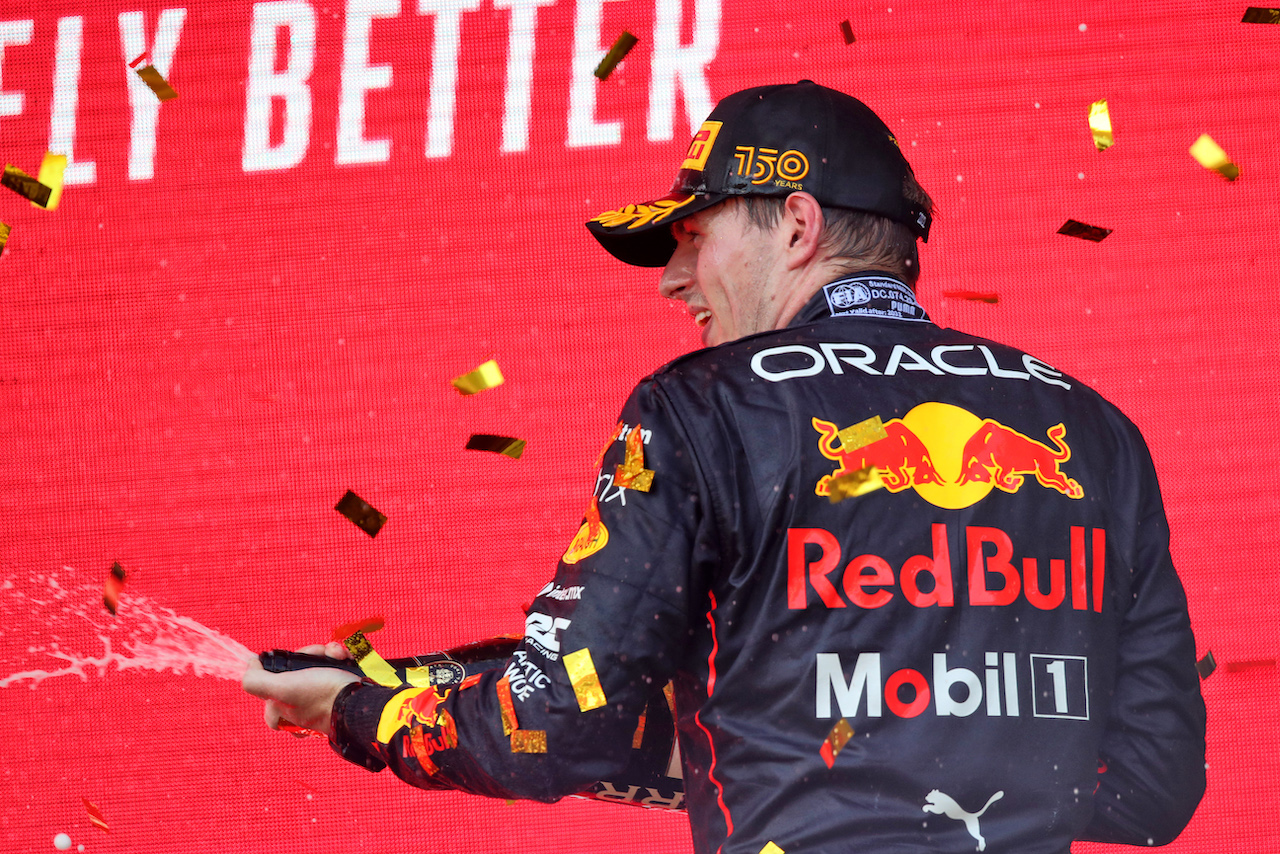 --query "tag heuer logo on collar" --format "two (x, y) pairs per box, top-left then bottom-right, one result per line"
(826, 281), (872, 311)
